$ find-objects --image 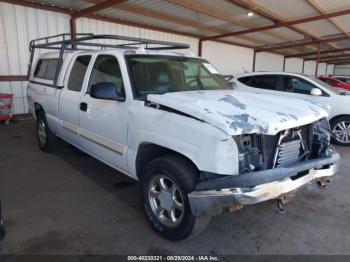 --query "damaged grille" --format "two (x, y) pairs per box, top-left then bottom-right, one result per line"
(235, 120), (330, 173)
